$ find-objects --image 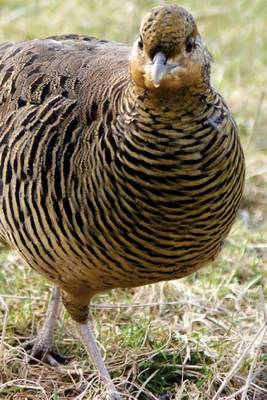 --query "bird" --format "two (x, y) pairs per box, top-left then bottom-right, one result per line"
(0, 4), (245, 399)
